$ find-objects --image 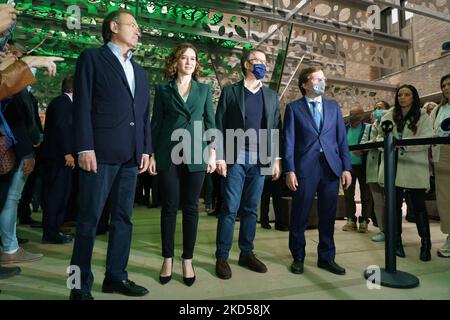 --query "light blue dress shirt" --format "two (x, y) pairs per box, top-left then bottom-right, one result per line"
(107, 42), (135, 97)
(305, 95), (323, 129)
